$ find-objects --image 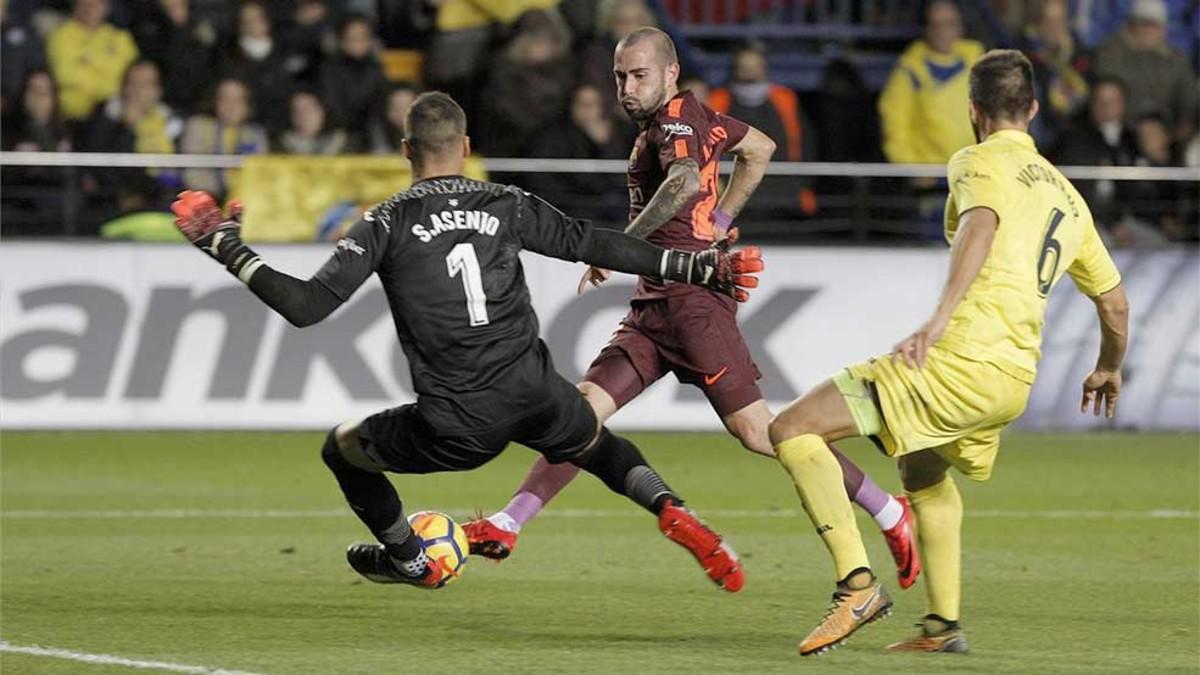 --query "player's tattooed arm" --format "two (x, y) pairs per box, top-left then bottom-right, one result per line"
(716, 125), (775, 221)
(624, 158), (700, 239)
